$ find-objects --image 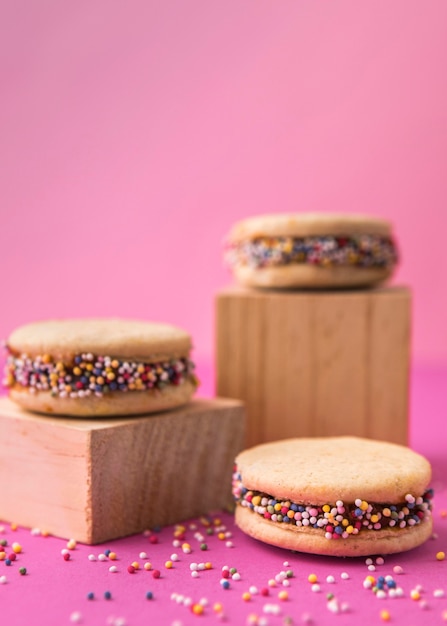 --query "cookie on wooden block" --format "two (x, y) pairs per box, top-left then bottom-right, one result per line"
(225, 213), (398, 289)
(233, 437), (433, 557)
(3, 318), (197, 416)
(0, 397), (245, 544)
